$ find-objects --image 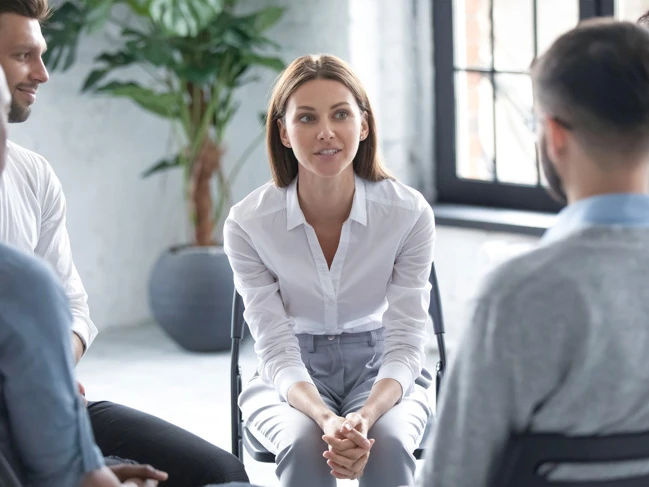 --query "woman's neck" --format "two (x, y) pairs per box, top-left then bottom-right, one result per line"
(297, 168), (355, 227)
